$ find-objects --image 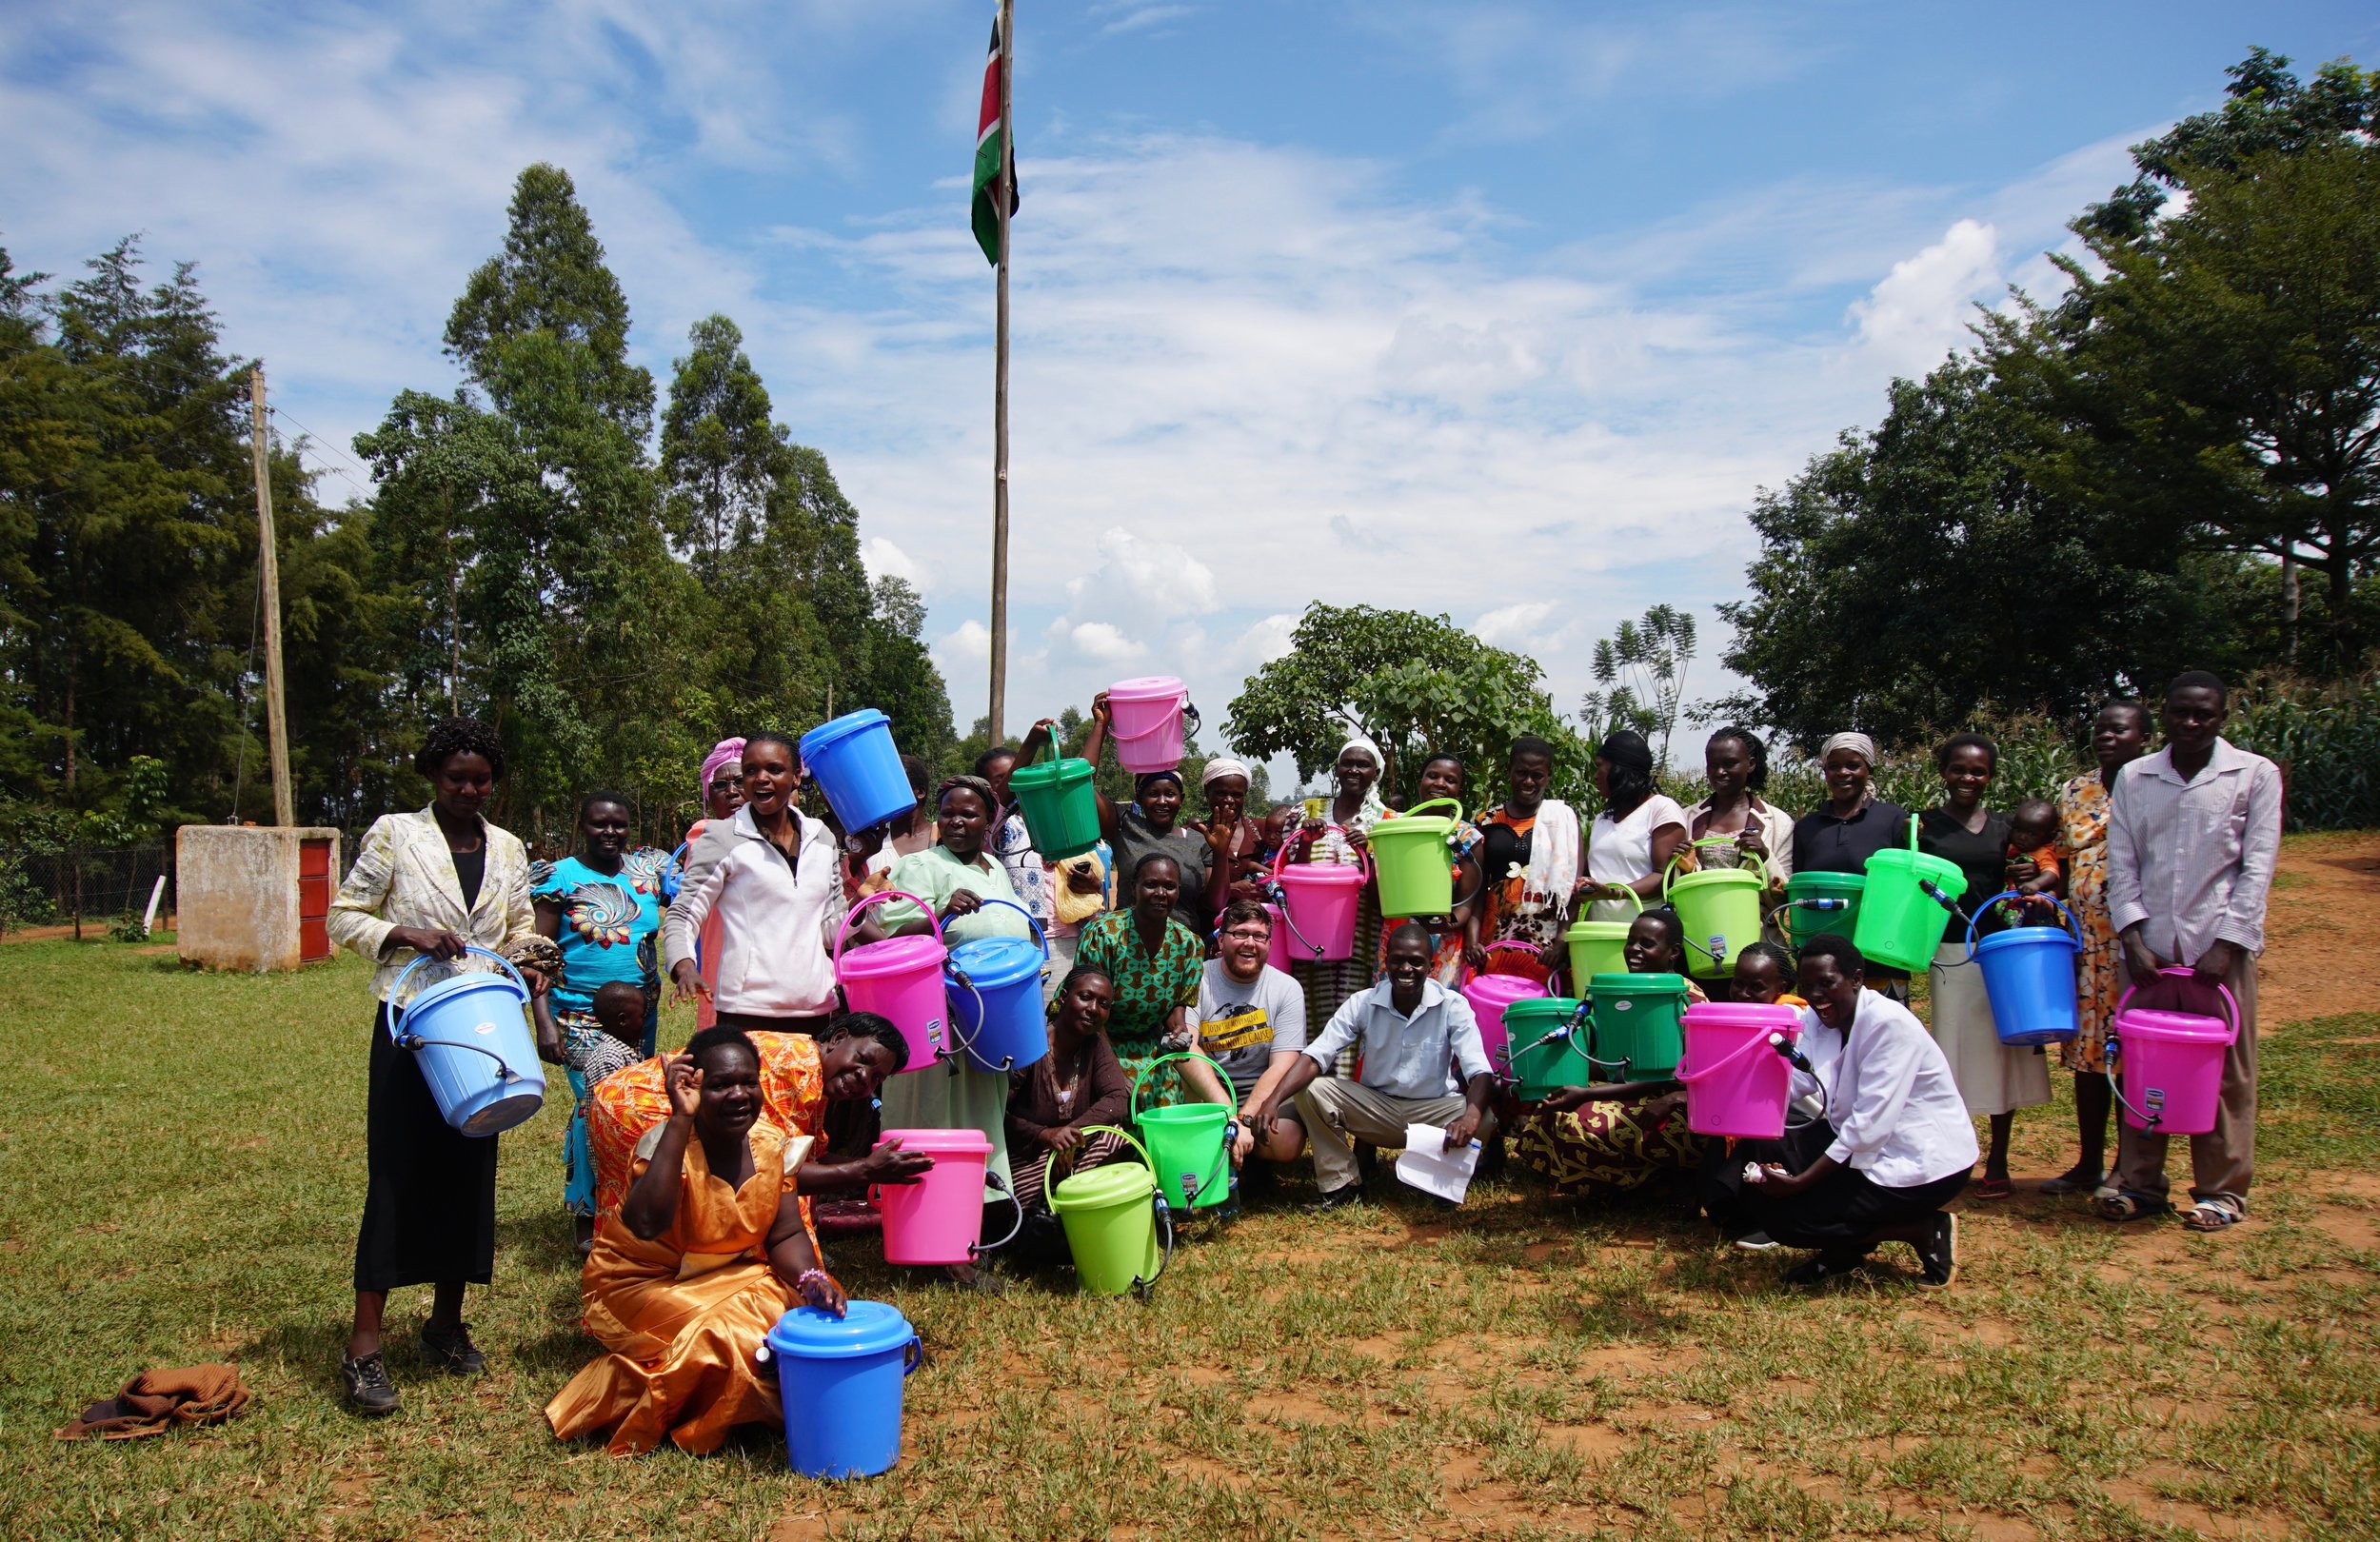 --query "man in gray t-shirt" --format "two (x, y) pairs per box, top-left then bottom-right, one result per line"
(1197, 900), (1311, 1167)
